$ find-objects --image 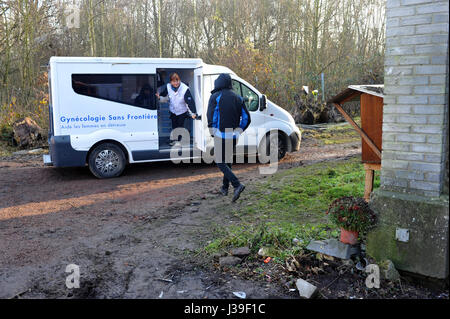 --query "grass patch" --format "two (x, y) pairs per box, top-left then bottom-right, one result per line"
(0, 140), (15, 157)
(300, 118), (361, 145)
(0, 123), (15, 156)
(205, 156), (380, 263)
